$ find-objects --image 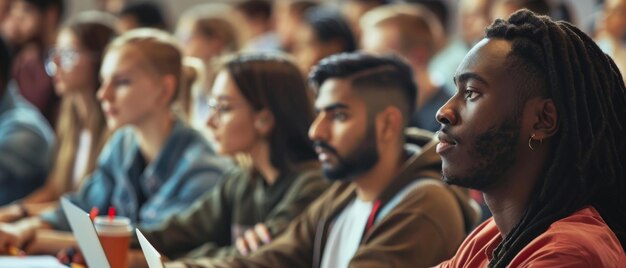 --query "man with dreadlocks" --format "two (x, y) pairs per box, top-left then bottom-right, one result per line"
(435, 9), (626, 268)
